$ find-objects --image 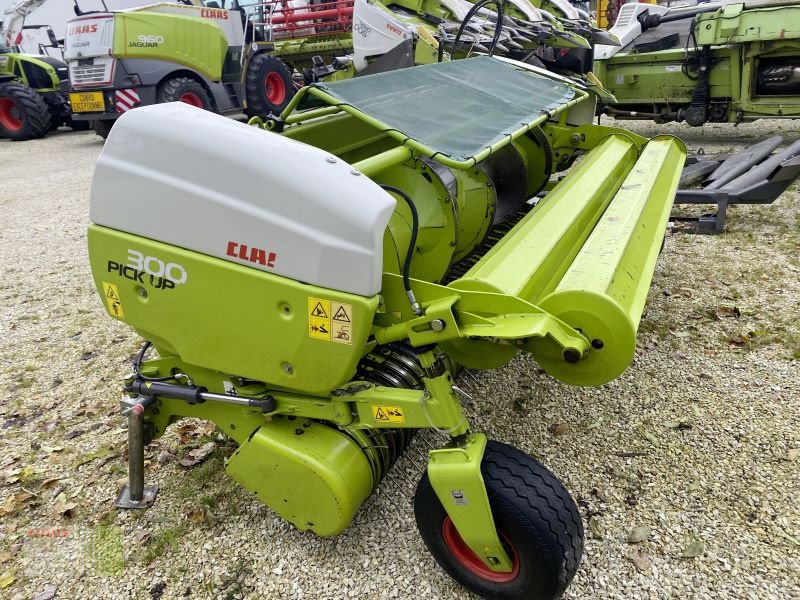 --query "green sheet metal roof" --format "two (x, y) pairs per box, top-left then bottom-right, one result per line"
(299, 56), (577, 163)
